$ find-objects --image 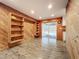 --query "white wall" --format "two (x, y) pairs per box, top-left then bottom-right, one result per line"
(62, 13), (66, 41)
